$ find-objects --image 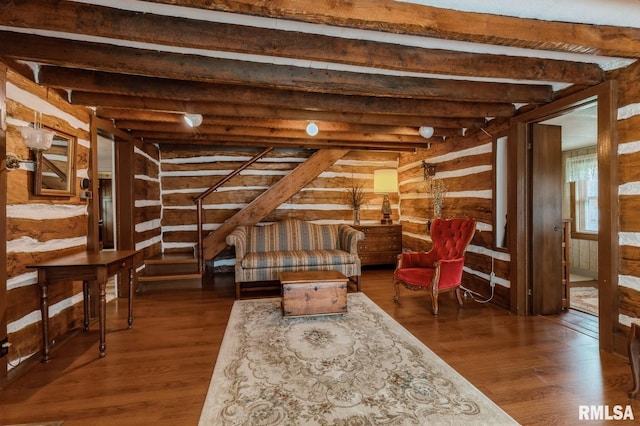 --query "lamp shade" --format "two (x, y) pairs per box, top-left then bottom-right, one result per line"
(373, 169), (398, 194)
(20, 126), (54, 151)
